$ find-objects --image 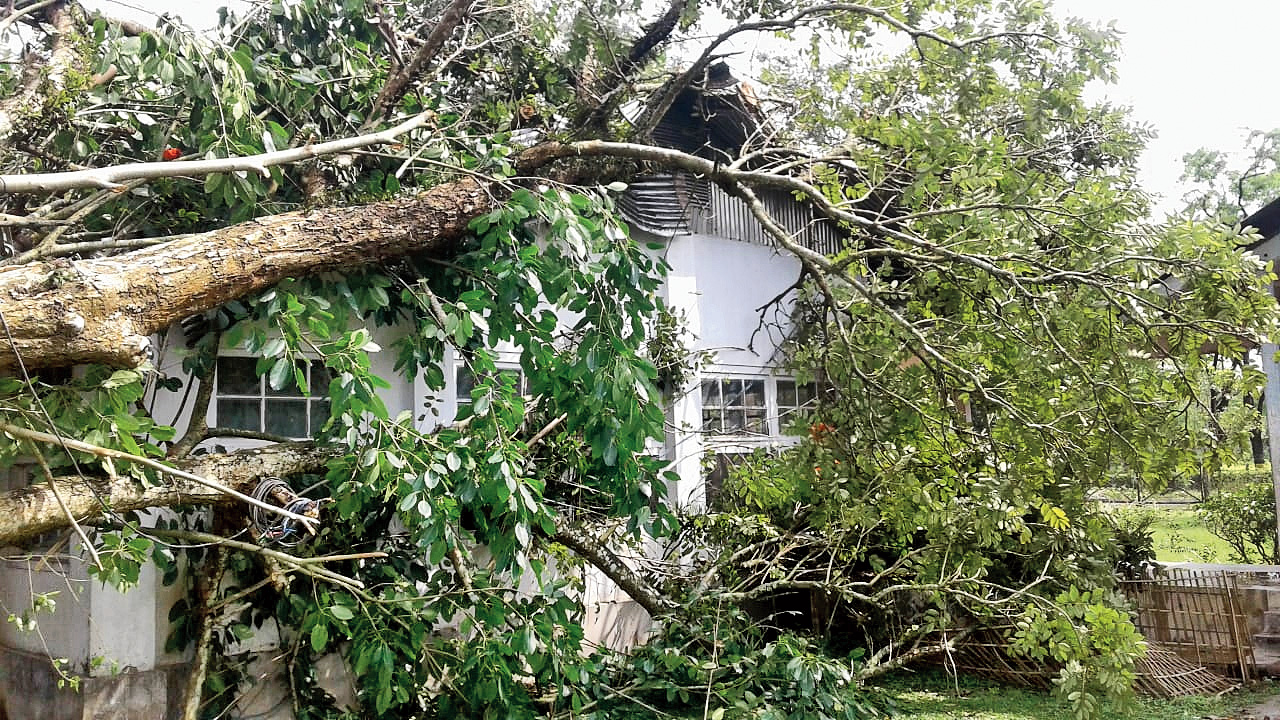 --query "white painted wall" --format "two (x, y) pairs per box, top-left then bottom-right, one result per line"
(642, 230), (804, 505)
